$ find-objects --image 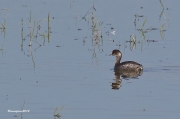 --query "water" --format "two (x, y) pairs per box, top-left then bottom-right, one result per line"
(0, 0), (180, 119)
